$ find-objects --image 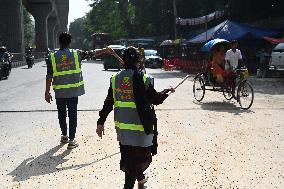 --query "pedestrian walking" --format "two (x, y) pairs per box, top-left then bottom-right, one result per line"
(256, 48), (270, 77)
(45, 32), (112, 149)
(96, 46), (175, 189)
(138, 45), (146, 74)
